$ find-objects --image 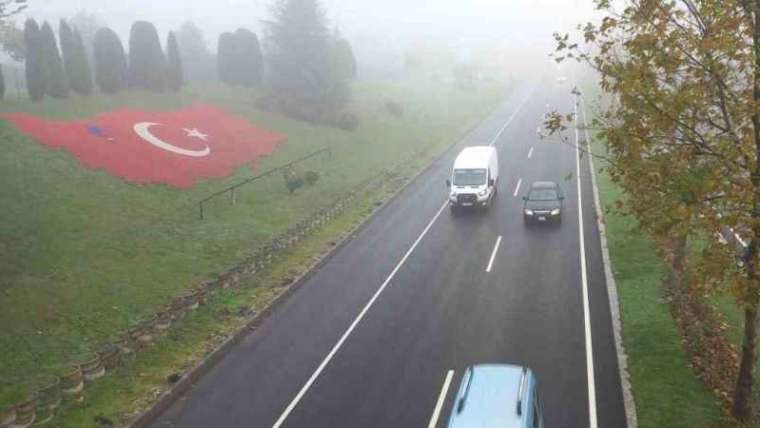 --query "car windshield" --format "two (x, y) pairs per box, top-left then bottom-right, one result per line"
(528, 188), (558, 201)
(453, 169), (487, 186)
